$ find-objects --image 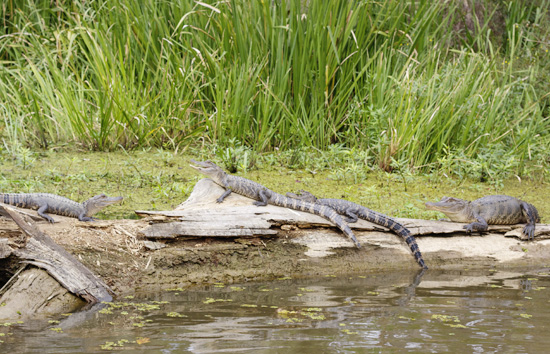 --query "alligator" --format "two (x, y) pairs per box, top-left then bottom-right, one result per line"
(425, 195), (540, 240)
(287, 189), (427, 269)
(0, 193), (123, 223)
(189, 160), (360, 248)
